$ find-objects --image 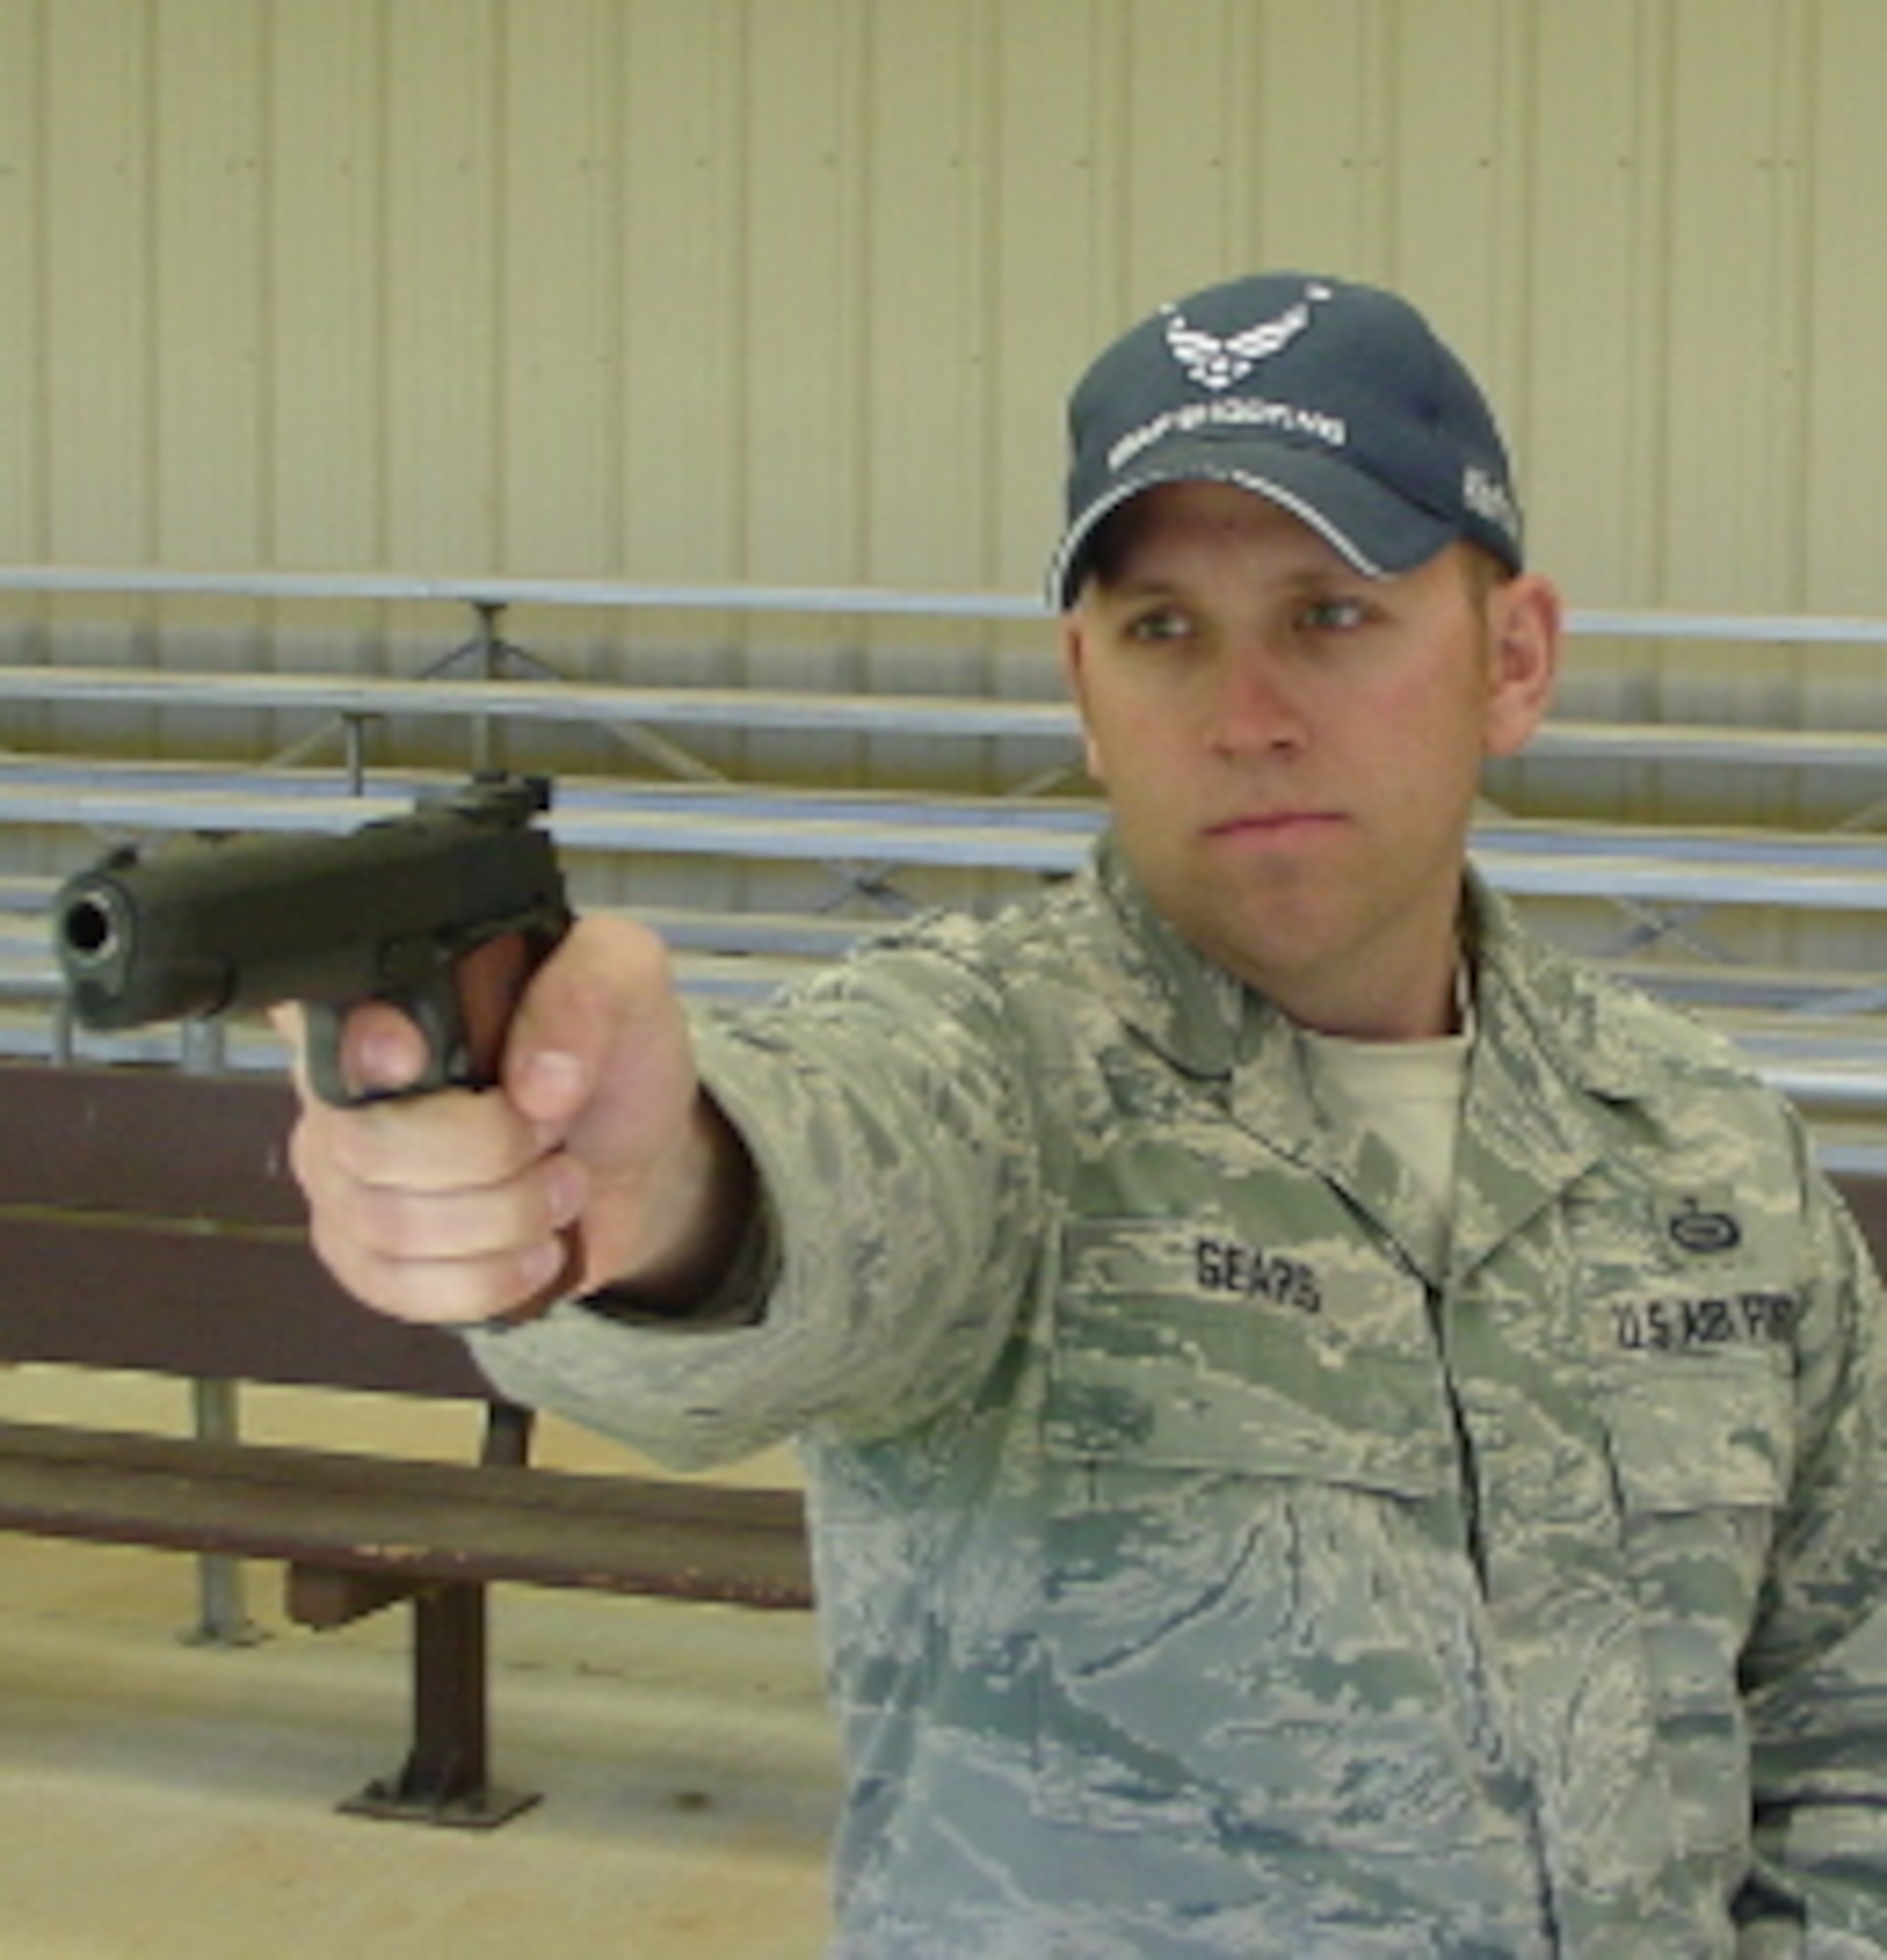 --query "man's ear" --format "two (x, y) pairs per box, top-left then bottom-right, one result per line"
(1482, 572), (1563, 759)
(1060, 612), (1107, 783)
